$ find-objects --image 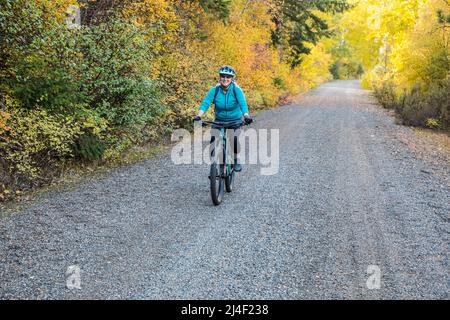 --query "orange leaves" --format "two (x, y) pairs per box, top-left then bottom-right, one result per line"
(0, 111), (12, 134)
